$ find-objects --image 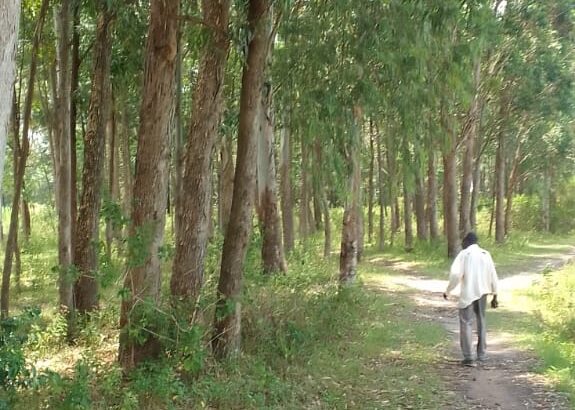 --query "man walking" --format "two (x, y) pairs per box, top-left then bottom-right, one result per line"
(443, 232), (499, 367)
